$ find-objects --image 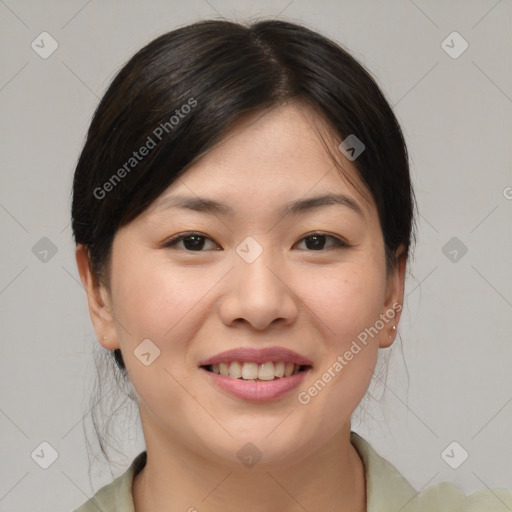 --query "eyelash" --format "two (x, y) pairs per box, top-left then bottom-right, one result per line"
(162, 231), (350, 252)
